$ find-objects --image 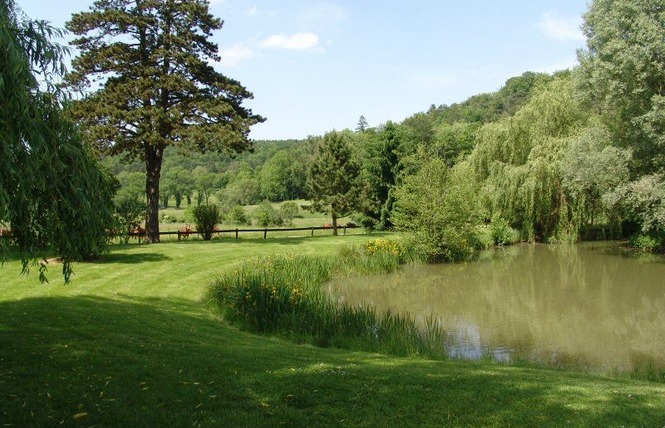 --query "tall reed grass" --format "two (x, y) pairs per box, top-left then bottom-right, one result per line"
(206, 239), (447, 358)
